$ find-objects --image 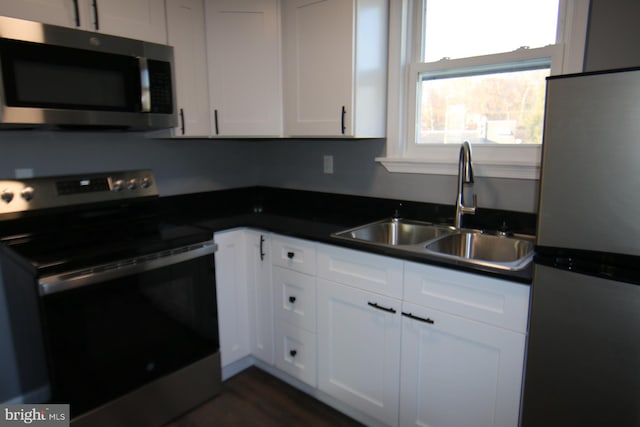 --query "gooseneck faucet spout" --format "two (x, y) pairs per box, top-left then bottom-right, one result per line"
(455, 141), (477, 229)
